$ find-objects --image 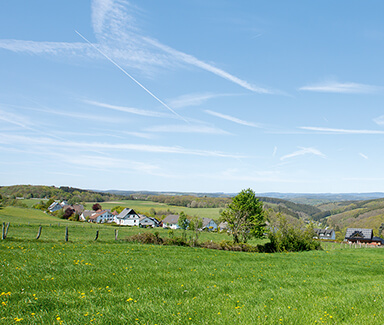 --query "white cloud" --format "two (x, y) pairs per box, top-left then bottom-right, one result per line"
(143, 37), (271, 94)
(299, 81), (381, 94)
(146, 124), (230, 135)
(205, 110), (262, 128)
(280, 147), (326, 161)
(373, 115), (384, 126)
(84, 99), (172, 118)
(0, 134), (244, 158)
(359, 153), (369, 160)
(300, 126), (384, 134)
(0, 0), (272, 94)
(167, 93), (228, 109)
